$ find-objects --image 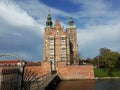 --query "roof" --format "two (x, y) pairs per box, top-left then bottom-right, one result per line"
(26, 62), (41, 66)
(0, 60), (21, 64)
